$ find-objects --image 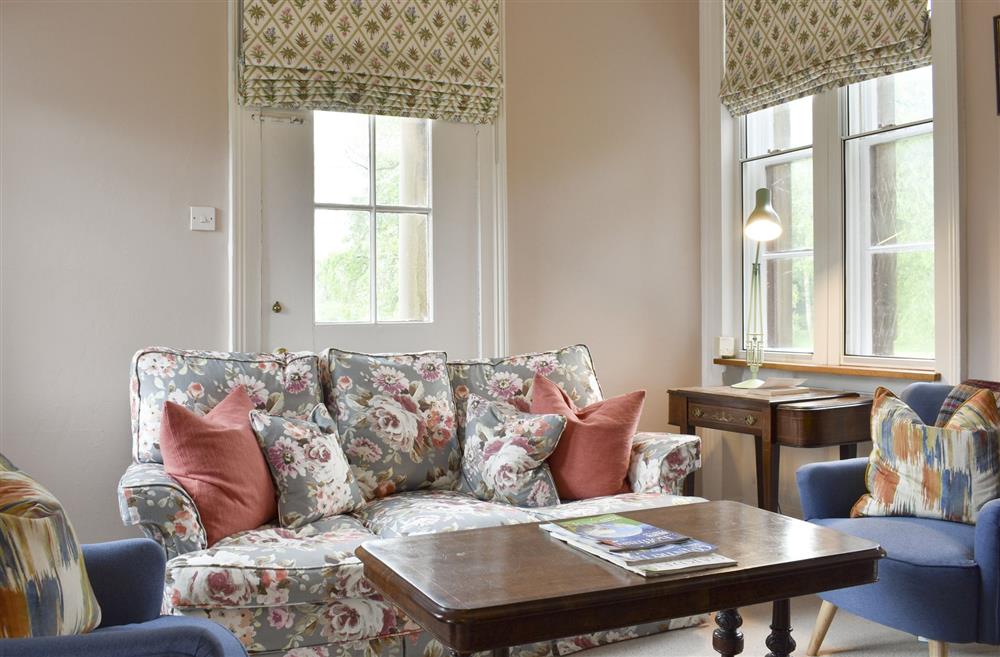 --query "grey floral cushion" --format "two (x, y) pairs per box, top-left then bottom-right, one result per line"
(250, 405), (364, 528)
(461, 395), (564, 507)
(320, 349), (460, 499)
(349, 490), (536, 538)
(131, 348), (322, 463)
(448, 345), (603, 444)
